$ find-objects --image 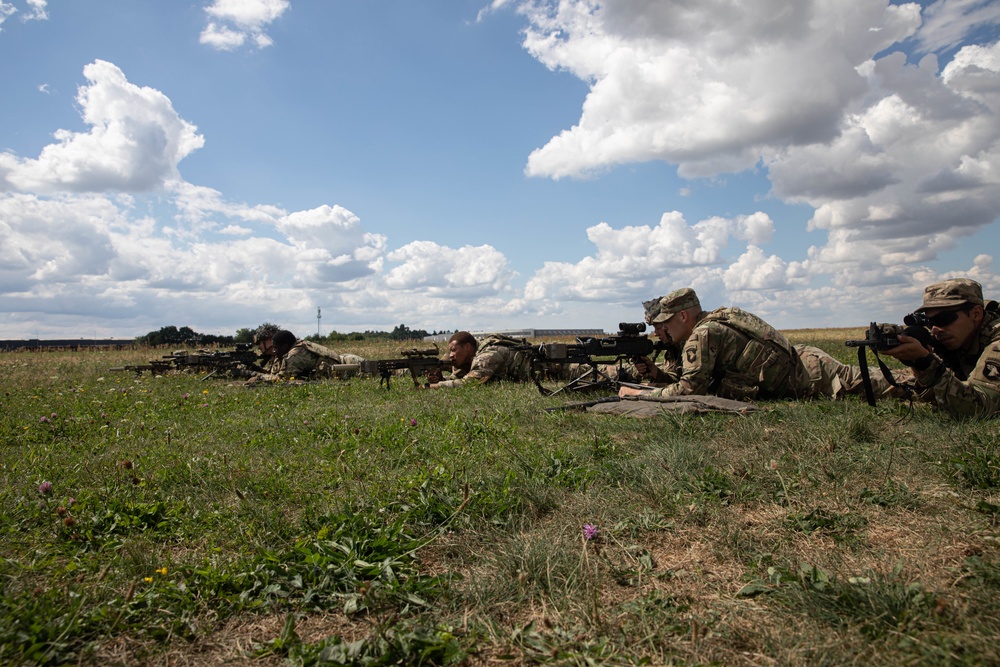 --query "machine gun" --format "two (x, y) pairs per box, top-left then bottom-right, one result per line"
(844, 318), (936, 406)
(360, 346), (452, 388)
(112, 343), (264, 379)
(531, 322), (671, 395)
